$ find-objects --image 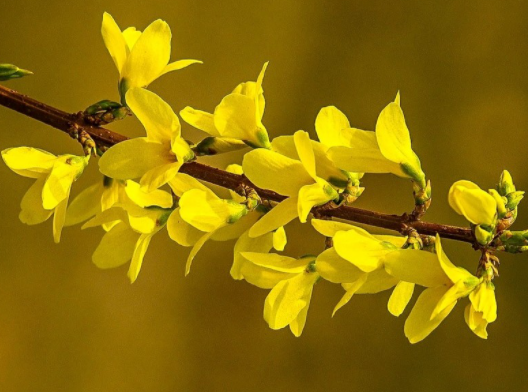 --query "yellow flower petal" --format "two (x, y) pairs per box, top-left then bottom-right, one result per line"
(243, 149), (313, 197)
(101, 12), (128, 73)
(122, 27), (141, 50)
(214, 93), (270, 148)
(289, 301), (310, 338)
(159, 59), (202, 77)
(185, 232), (214, 275)
(332, 274), (368, 316)
(2, 147), (56, 178)
(240, 253), (307, 274)
(230, 229), (273, 282)
(355, 269), (399, 294)
(464, 304), (489, 339)
(294, 130), (317, 180)
(124, 180), (173, 208)
(272, 226), (287, 251)
(52, 190), (70, 243)
(435, 234), (478, 285)
(166, 209), (204, 246)
(128, 233), (154, 283)
(92, 222), (138, 269)
(139, 162), (182, 192)
(82, 207), (127, 229)
(404, 285), (455, 344)
(328, 145), (403, 175)
(211, 211), (260, 242)
(388, 281), (415, 317)
(297, 182), (337, 223)
(339, 127), (378, 149)
(447, 180), (481, 215)
(42, 159), (78, 210)
(248, 197), (298, 238)
(169, 173), (216, 198)
(65, 182), (103, 227)
(179, 189), (229, 232)
(316, 248), (364, 283)
(126, 87), (179, 143)
(469, 282), (497, 323)
(384, 248), (451, 287)
(272, 136), (349, 186)
(375, 99), (424, 185)
(264, 271), (318, 331)
(19, 178), (53, 225)
(180, 107), (220, 136)
(448, 181), (497, 226)
(376, 101), (413, 164)
(333, 229), (389, 272)
(315, 106), (351, 147)
(121, 19), (171, 87)
(99, 138), (172, 180)
(311, 218), (357, 237)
